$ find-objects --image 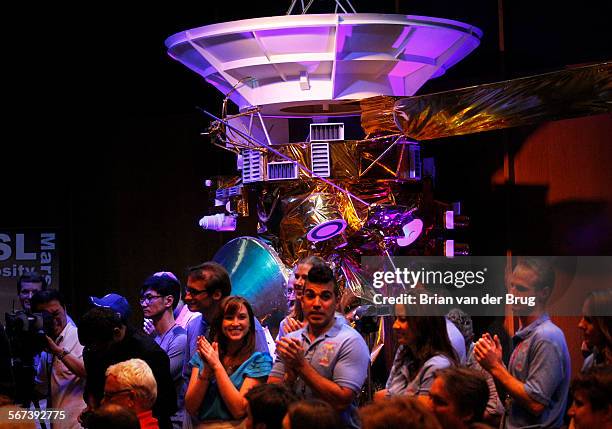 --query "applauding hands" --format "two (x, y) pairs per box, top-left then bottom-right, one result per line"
(197, 336), (221, 378)
(474, 333), (504, 371)
(276, 337), (305, 369)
